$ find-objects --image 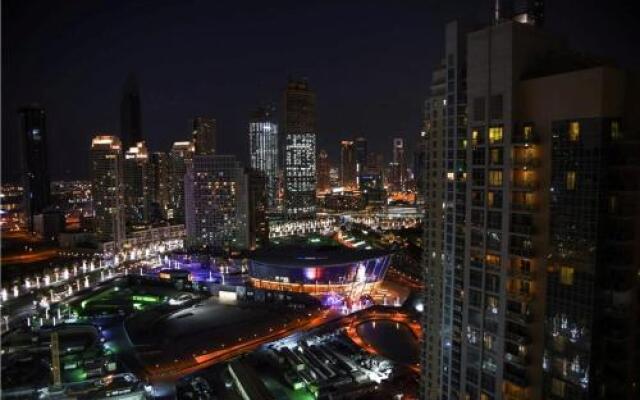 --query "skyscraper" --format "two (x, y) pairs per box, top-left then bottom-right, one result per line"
(421, 21), (468, 400)
(123, 141), (150, 226)
(19, 105), (50, 232)
(120, 73), (142, 149)
(316, 149), (331, 195)
(167, 141), (194, 223)
(355, 137), (368, 188)
(249, 106), (278, 209)
(184, 155), (249, 250)
(458, 20), (559, 400)
(192, 117), (216, 155)
(518, 66), (639, 400)
(389, 137), (407, 191)
(149, 151), (170, 221)
(90, 135), (126, 244)
(340, 140), (357, 190)
(284, 78), (316, 218)
(246, 168), (269, 249)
